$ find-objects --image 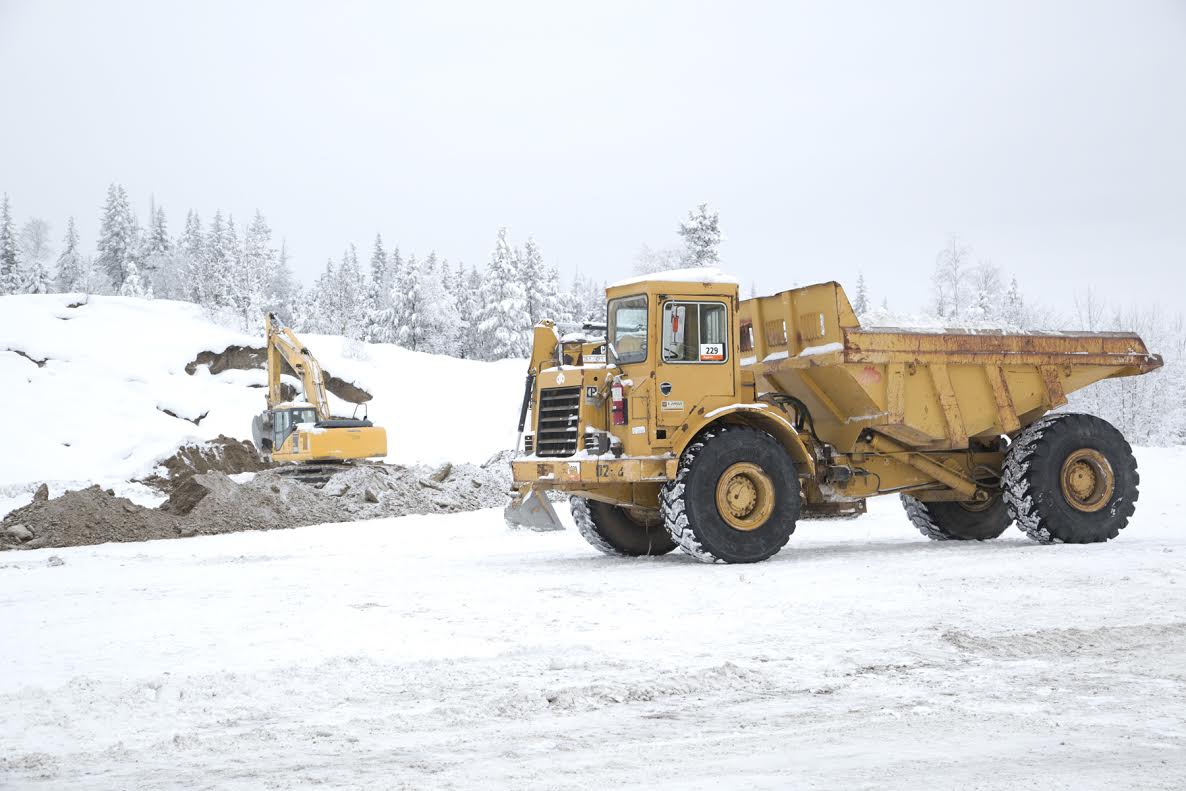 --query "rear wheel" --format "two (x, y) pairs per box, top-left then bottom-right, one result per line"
(660, 426), (801, 563)
(570, 497), (677, 556)
(901, 494), (1011, 541)
(1002, 413), (1138, 544)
